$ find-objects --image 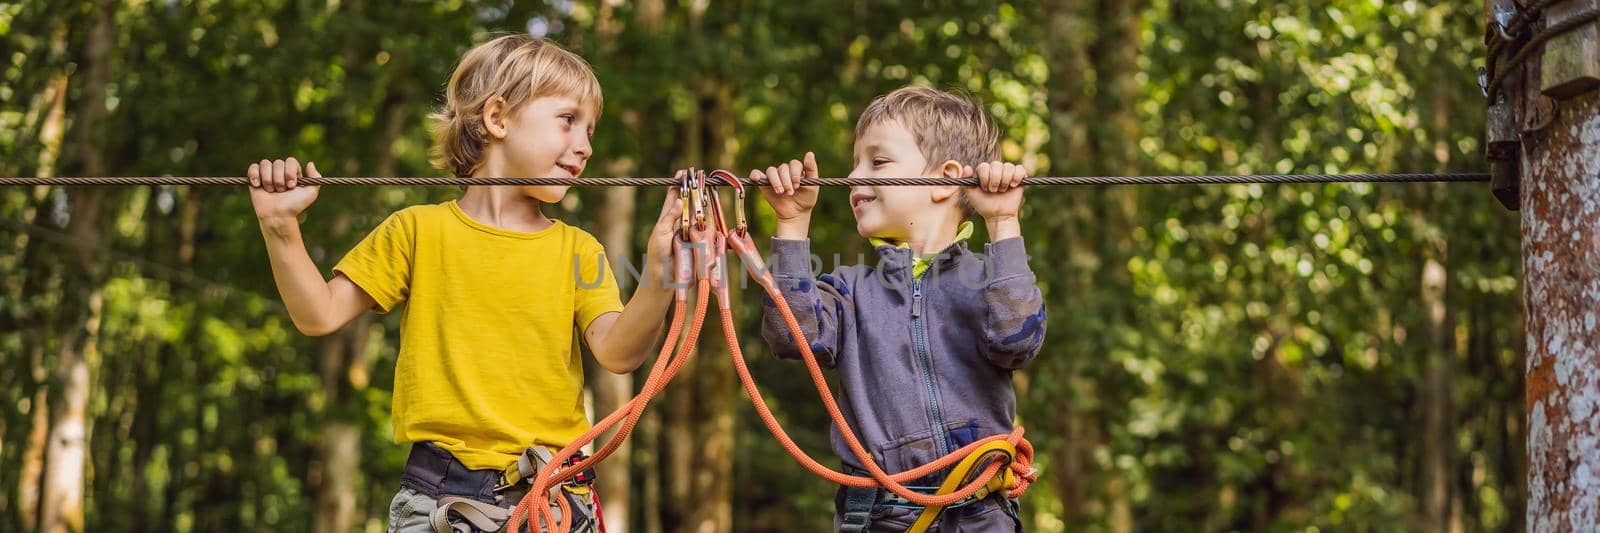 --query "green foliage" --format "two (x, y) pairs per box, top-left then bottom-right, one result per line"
(0, 1), (1519, 531)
